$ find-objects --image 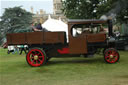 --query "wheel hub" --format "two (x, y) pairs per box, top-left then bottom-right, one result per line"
(110, 55), (114, 58)
(34, 55), (38, 60)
